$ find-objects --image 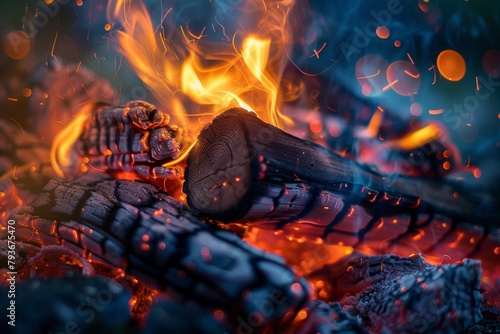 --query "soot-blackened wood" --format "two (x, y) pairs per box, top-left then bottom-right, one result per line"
(291, 301), (367, 334)
(341, 255), (483, 334)
(183, 108), (500, 275)
(8, 177), (309, 331)
(307, 253), (431, 302)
